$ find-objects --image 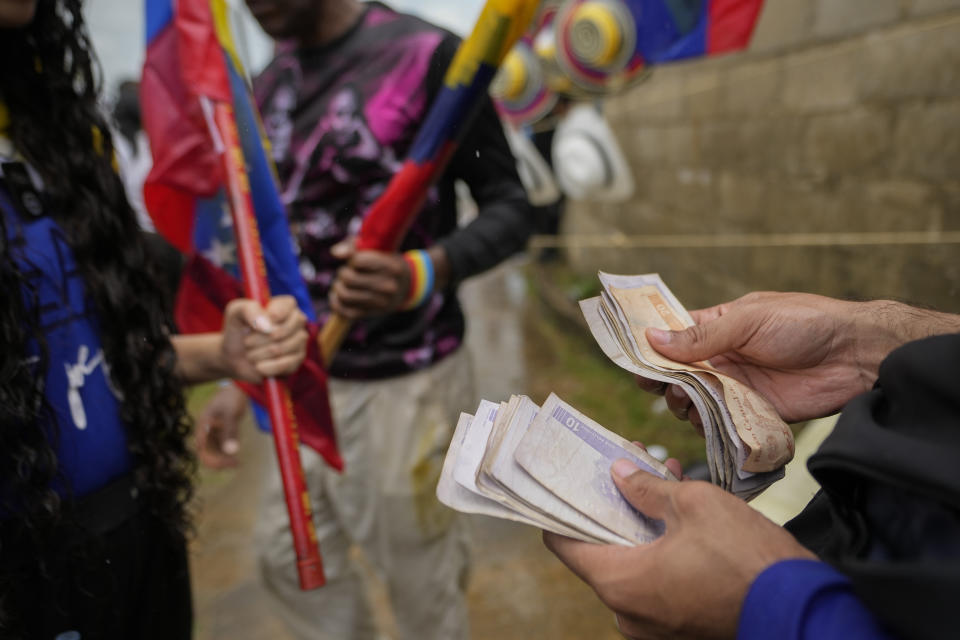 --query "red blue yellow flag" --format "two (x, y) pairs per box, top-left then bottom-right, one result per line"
(141, 0), (341, 472)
